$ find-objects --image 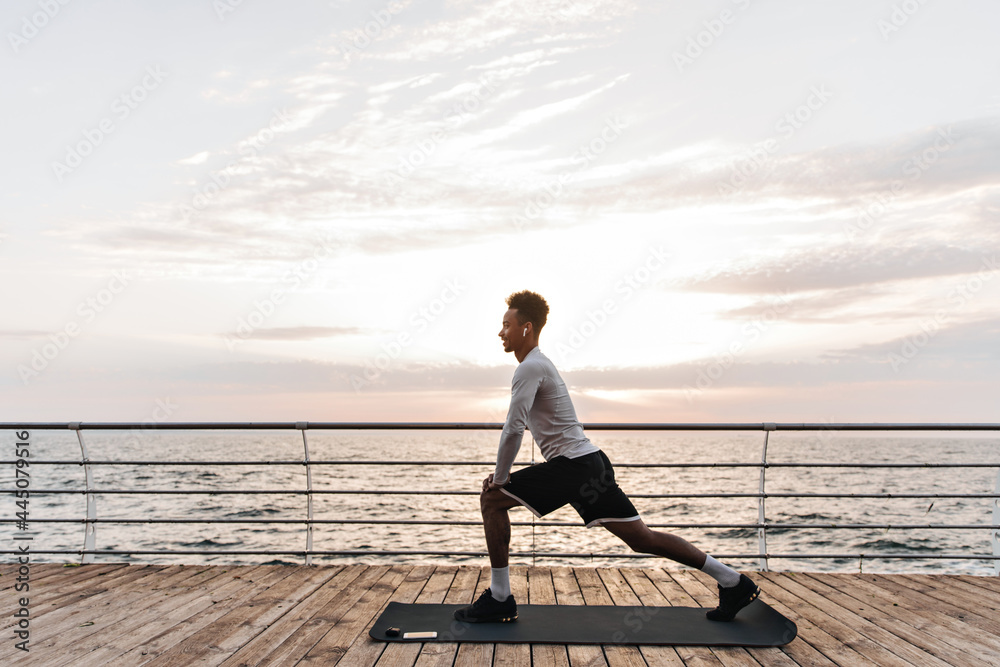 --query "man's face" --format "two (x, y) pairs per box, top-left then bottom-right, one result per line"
(498, 308), (524, 353)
